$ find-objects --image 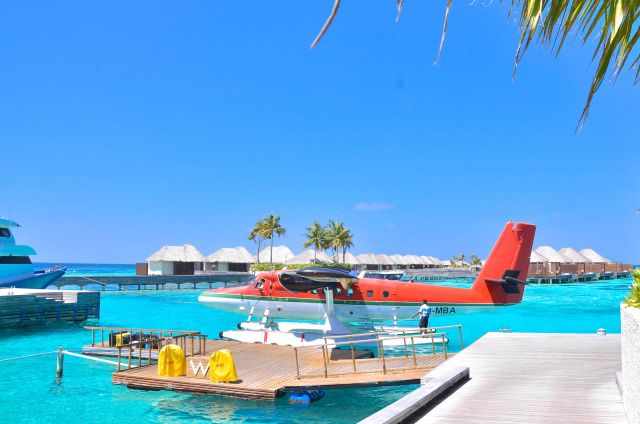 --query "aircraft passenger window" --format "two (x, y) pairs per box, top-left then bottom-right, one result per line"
(0, 228), (10, 237)
(256, 280), (265, 289)
(366, 290), (373, 297)
(347, 288), (354, 297)
(383, 291), (389, 298)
